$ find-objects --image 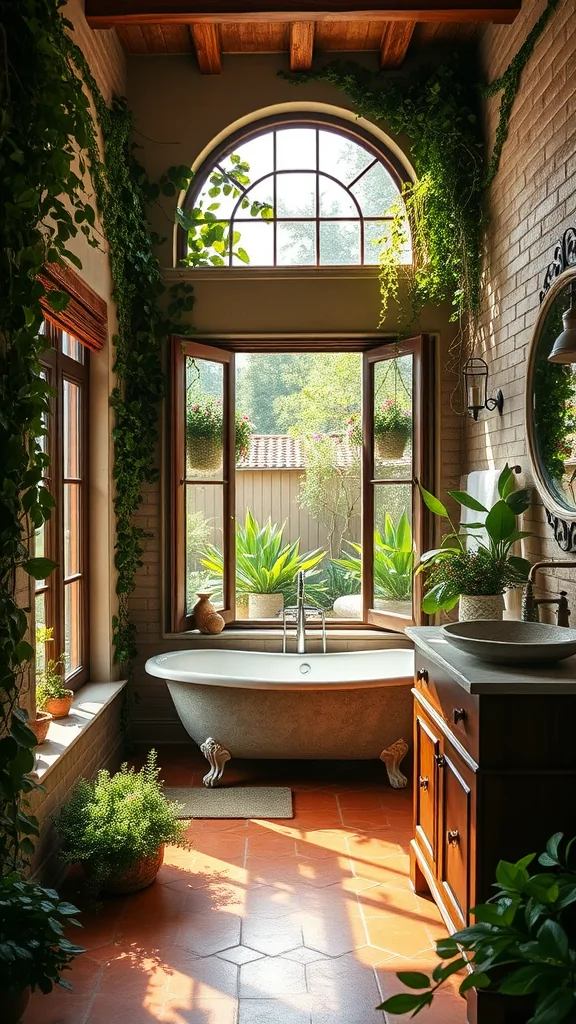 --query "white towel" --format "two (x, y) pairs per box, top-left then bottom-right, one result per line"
(459, 469), (500, 550)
